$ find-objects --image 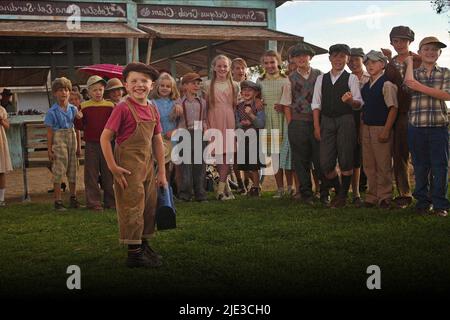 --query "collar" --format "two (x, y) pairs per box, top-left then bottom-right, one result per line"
(265, 72), (282, 80)
(369, 71), (385, 86)
(329, 69), (346, 78)
(127, 96), (149, 108)
(417, 63), (442, 73)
